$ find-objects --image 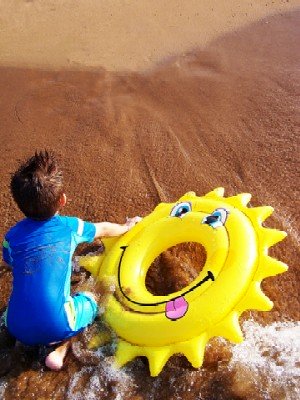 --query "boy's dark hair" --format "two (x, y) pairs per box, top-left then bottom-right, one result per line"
(10, 150), (64, 220)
